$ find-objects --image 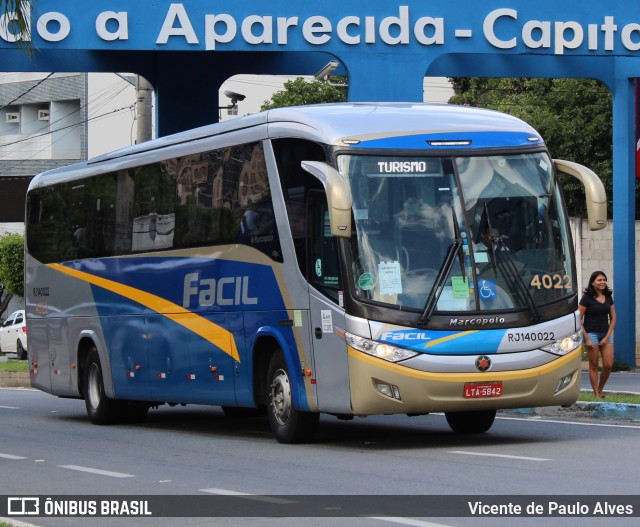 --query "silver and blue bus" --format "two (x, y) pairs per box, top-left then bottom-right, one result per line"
(25, 103), (606, 443)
